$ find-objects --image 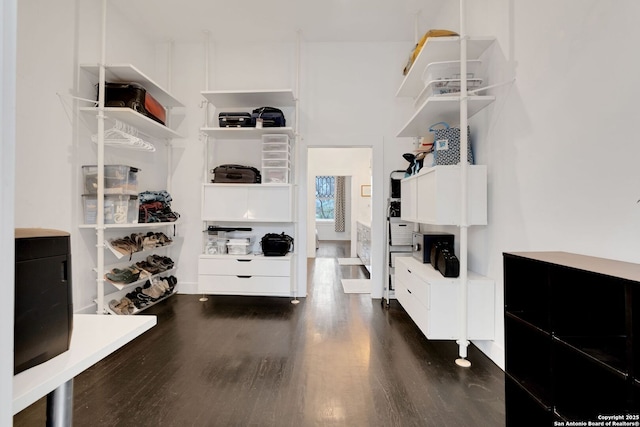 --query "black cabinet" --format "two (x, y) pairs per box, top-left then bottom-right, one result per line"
(504, 252), (640, 424)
